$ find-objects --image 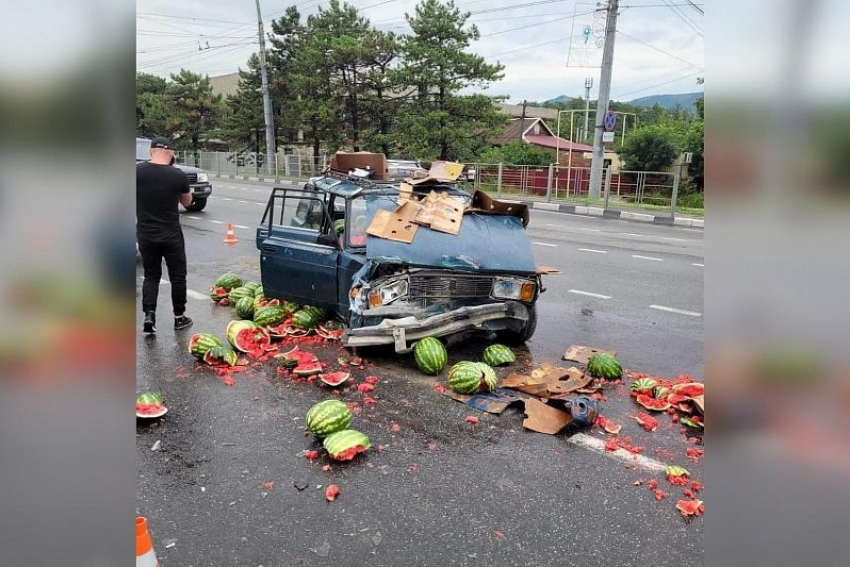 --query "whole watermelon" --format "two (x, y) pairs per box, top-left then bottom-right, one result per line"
(235, 297), (255, 320)
(482, 344), (516, 367)
(188, 333), (223, 359)
(292, 310), (318, 330)
(323, 429), (371, 461)
(214, 273), (242, 291)
(301, 305), (327, 321)
(252, 285), (264, 298)
(228, 286), (254, 303)
(448, 361), (486, 394)
(243, 281), (262, 295)
(306, 399), (353, 438)
(413, 337), (448, 375)
(254, 305), (286, 327)
(586, 353), (623, 379)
